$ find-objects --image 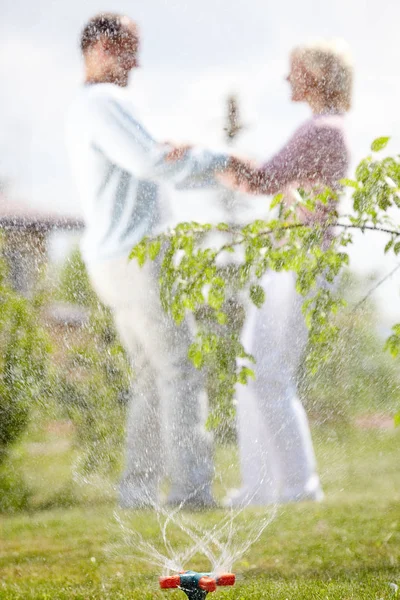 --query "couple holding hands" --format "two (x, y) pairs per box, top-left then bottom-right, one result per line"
(66, 12), (352, 509)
